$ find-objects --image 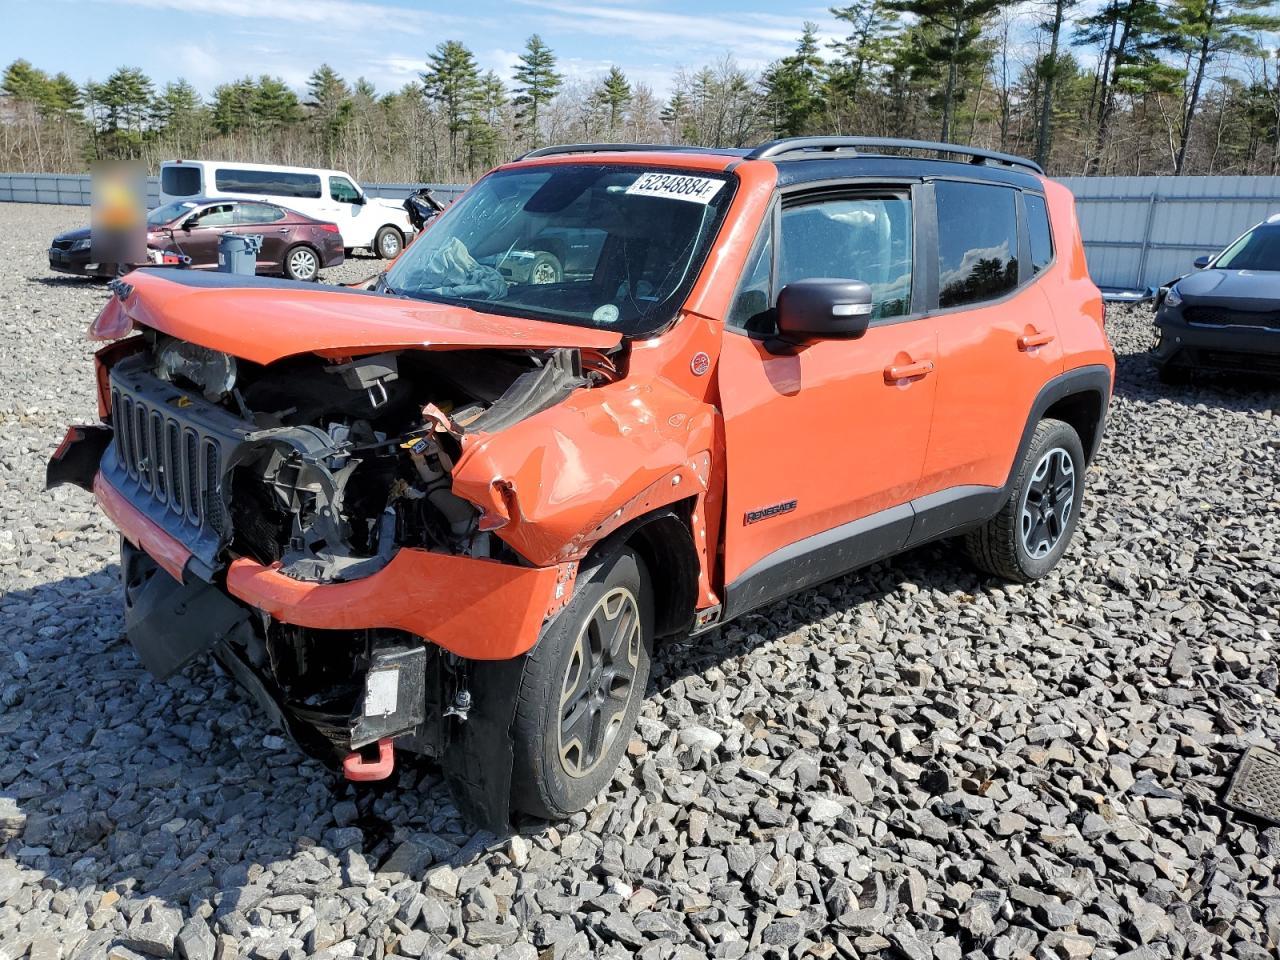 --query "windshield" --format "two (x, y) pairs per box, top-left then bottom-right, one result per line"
(384, 164), (736, 336)
(1216, 223), (1280, 271)
(148, 200), (200, 227)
